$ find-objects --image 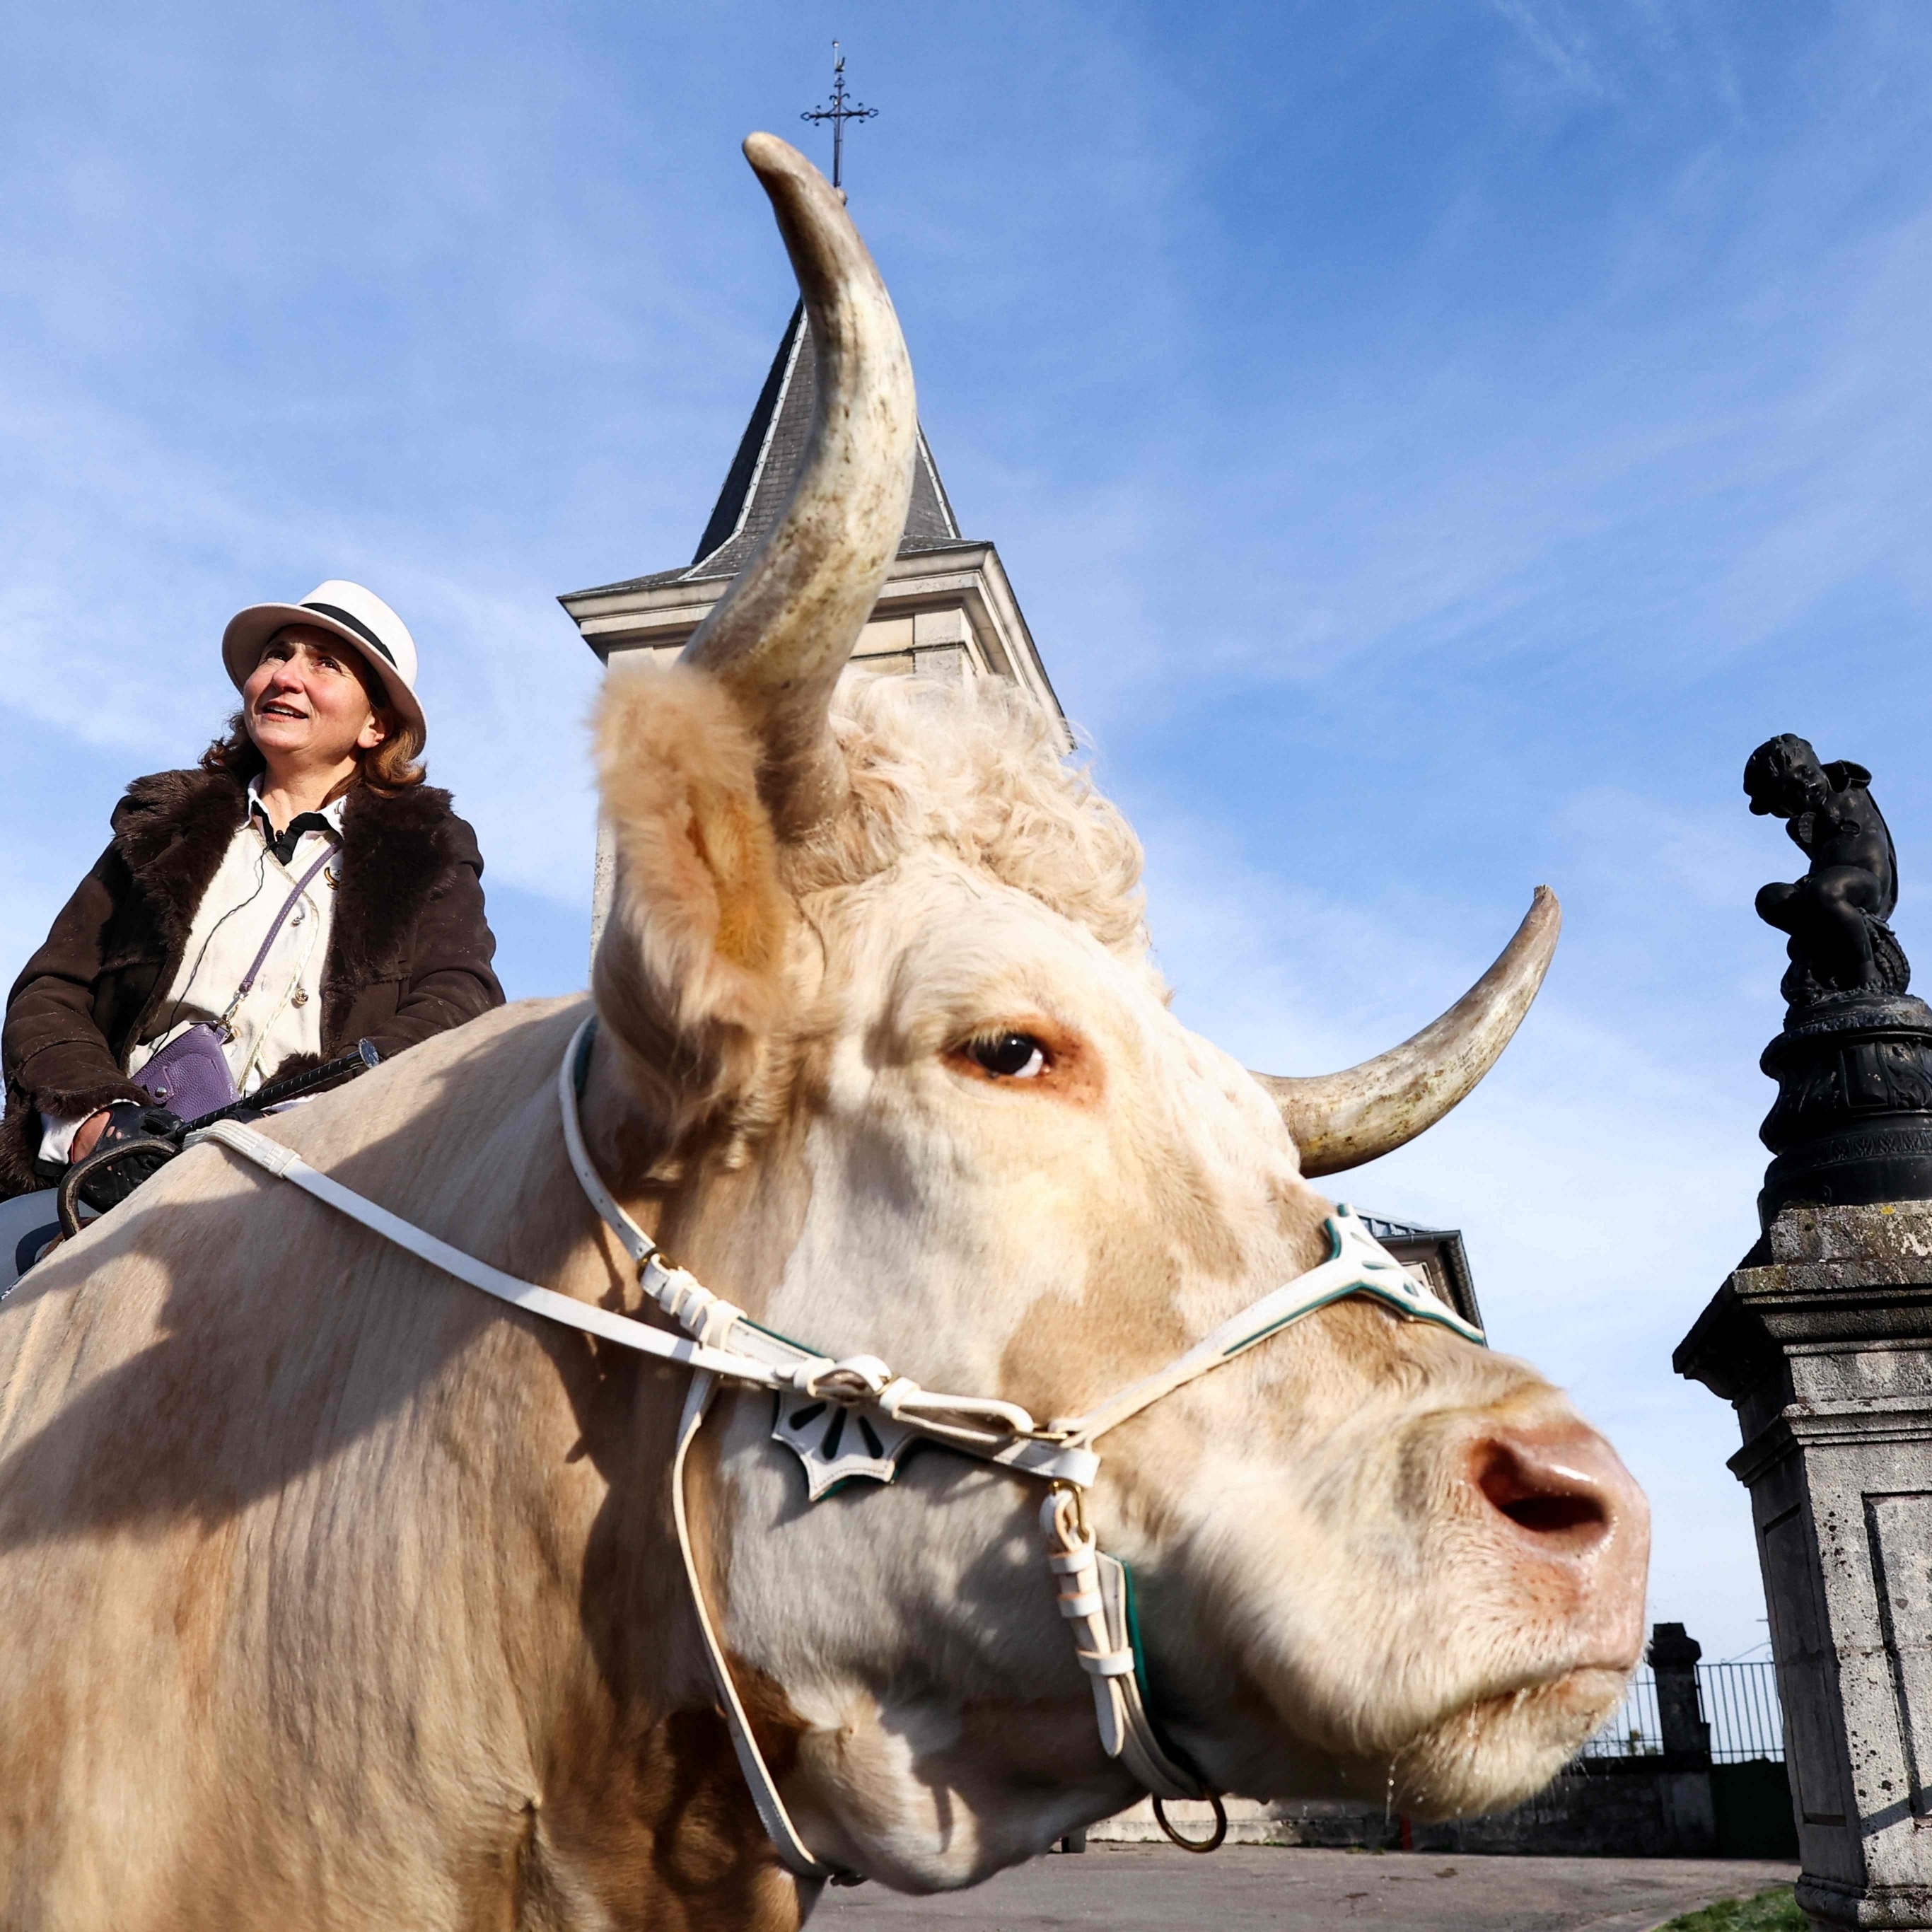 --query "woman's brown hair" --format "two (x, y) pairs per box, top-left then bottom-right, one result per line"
(200, 643), (426, 794)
